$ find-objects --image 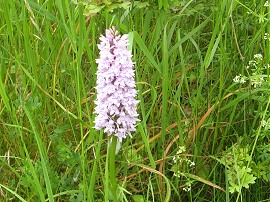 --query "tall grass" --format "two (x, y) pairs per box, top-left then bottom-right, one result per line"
(0, 0), (269, 201)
